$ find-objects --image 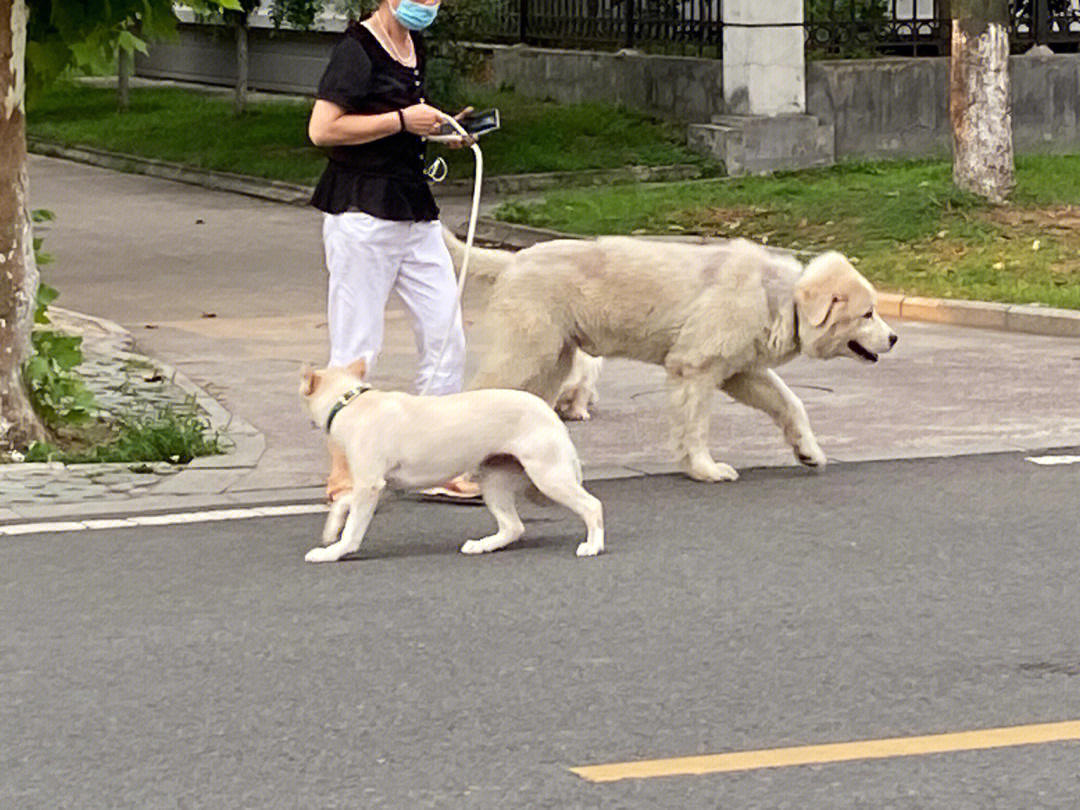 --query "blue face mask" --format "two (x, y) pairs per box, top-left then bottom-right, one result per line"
(393, 0), (440, 31)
